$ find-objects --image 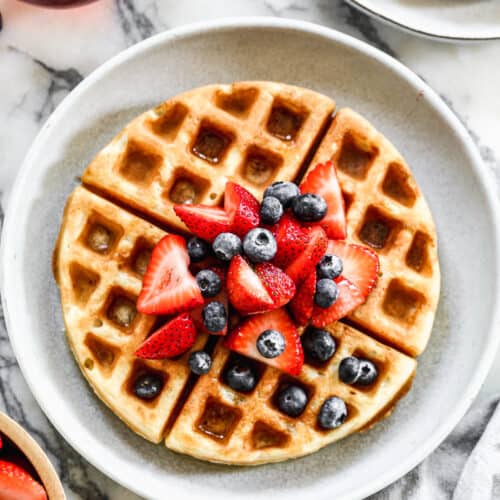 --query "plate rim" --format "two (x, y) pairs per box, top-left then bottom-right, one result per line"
(345, 0), (500, 42)
(1, 16), (500, 500)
